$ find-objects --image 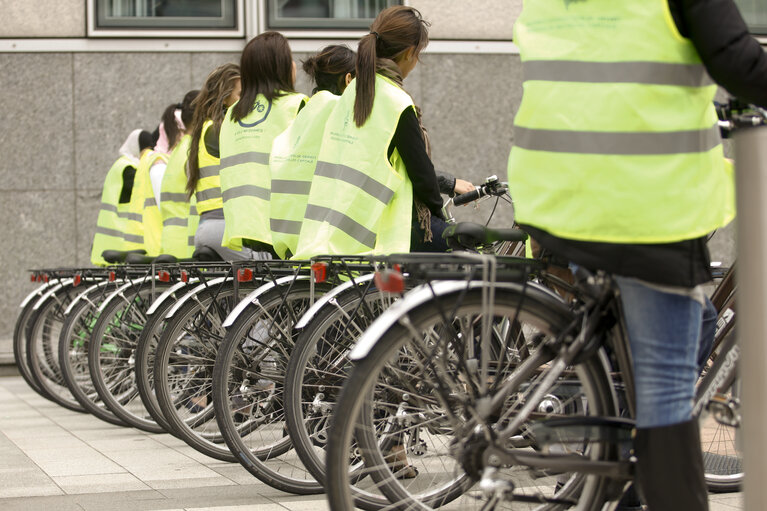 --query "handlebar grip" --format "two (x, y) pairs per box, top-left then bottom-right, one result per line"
(453, 188), (483, 206)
